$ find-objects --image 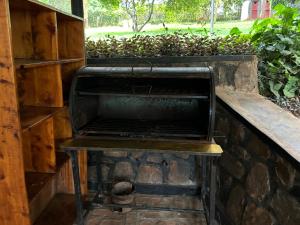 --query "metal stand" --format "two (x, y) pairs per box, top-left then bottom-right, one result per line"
(70, 151), (84, 225)
(68, 149), (219, 225)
